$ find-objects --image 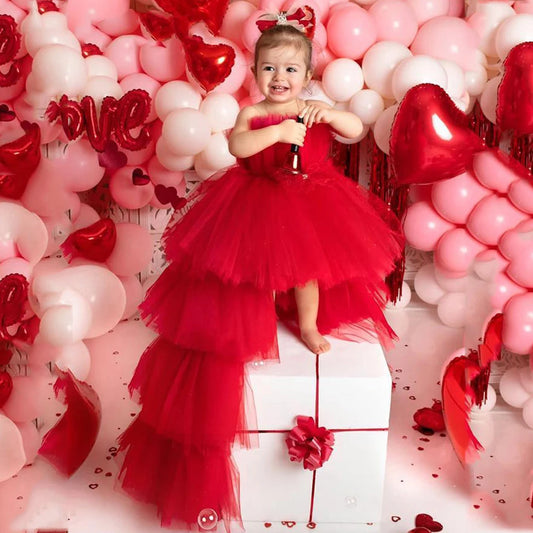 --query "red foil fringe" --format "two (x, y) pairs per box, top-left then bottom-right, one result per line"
(469, 101), (501, 148)
(509, 133), (533, 173)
